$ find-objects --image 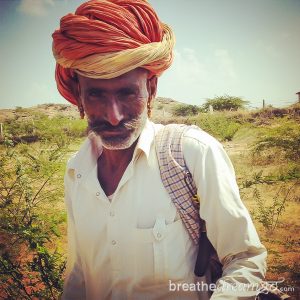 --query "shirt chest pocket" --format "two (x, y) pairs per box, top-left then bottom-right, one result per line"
(133, 216), (188, 282)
